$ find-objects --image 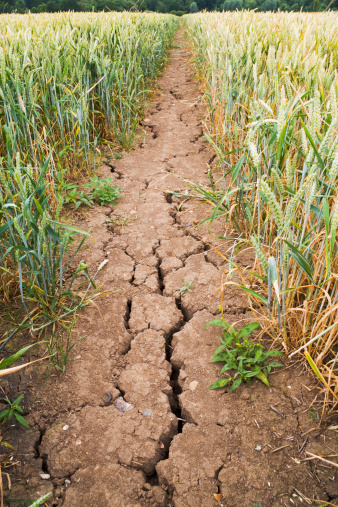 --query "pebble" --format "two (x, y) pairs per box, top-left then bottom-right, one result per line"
(63, 425), (69, 431)
(143, 409), (153, 416)
(115, 396), (134, 414)
(255, 444), (262, 451)
(40, 474), (50, 480)
(102, 392), (112, 404)
(186, 222), (192, 227)
(189, 380), (198, 391)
